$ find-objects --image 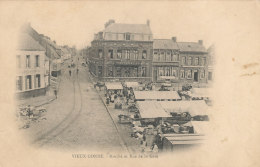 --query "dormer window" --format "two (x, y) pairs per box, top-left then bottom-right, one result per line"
(125, 33), (130, 40)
